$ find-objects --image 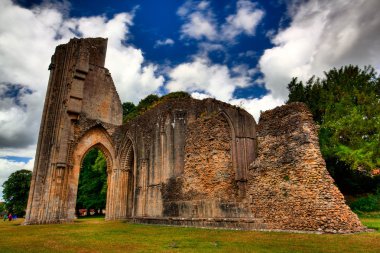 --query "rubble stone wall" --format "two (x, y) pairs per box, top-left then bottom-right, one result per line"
(248, 103), (365, 233)
(182, 113), (236, 201)
(116, 98), (256, 221)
